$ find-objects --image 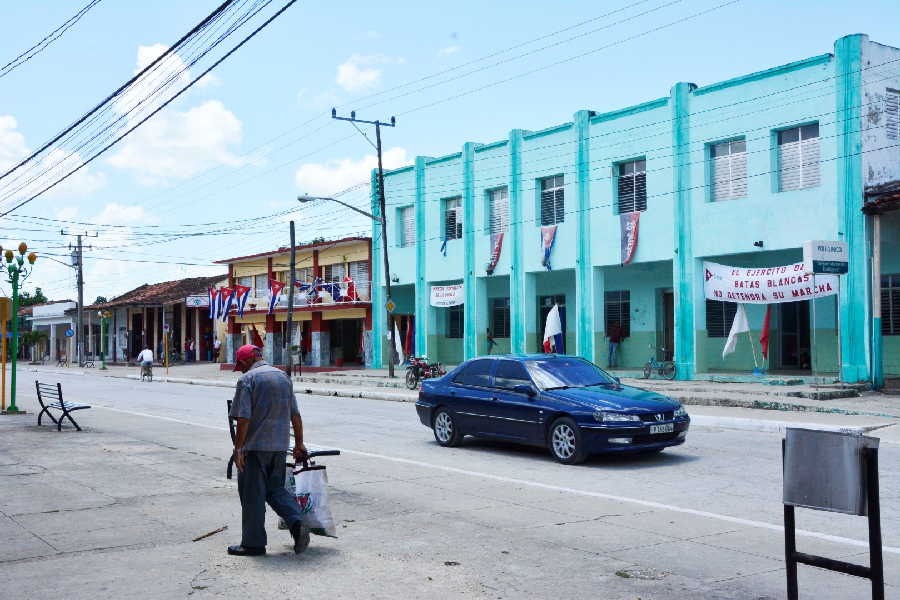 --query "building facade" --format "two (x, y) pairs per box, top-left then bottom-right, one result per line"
(216, 237), (373, 368)
(371, 34), (900, 385)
